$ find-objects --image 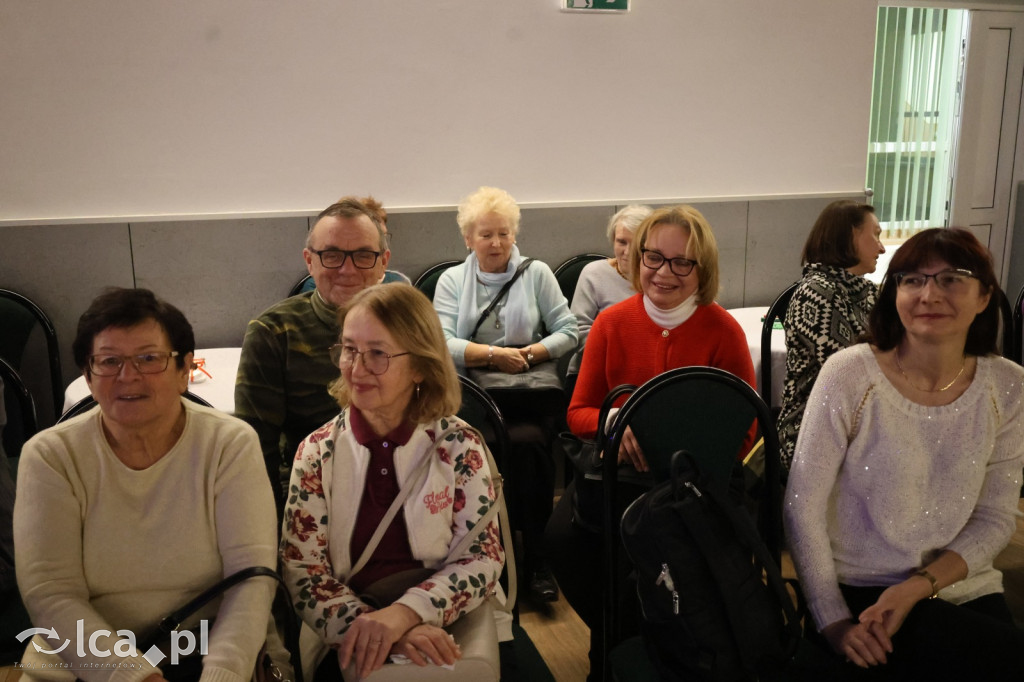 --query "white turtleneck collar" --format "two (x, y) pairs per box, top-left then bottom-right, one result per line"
(643, 293), (698, 330)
